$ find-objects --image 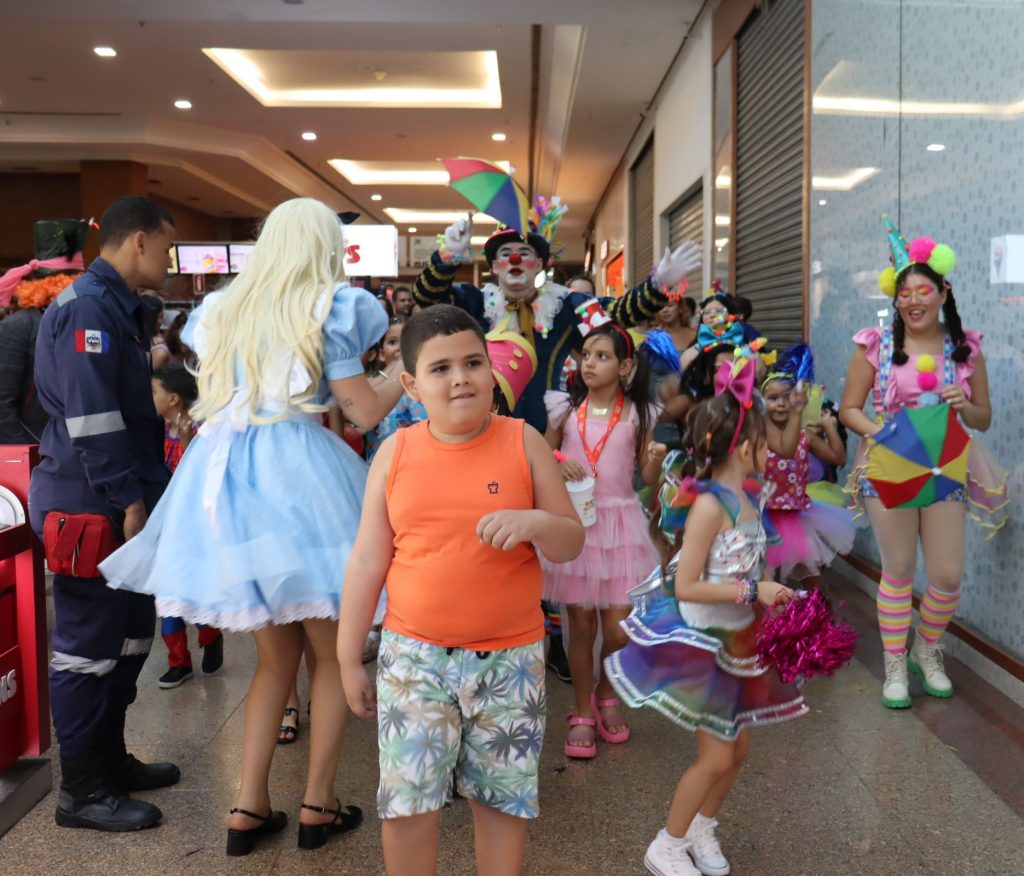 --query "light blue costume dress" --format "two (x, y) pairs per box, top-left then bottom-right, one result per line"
(100, 283), (387, 631)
